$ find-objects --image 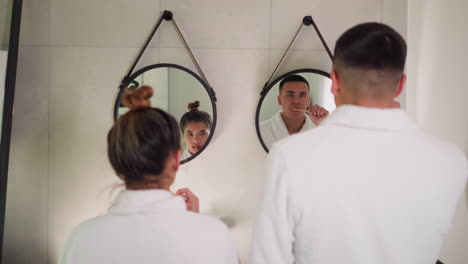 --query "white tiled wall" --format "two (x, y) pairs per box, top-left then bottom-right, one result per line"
(50, 0), (160, 48)
(13, 1), (468, 264)
(3, 44), (49, 263)
(407, 1), (468, 263)
(270, 0), (383, 50)
(159, 0), (270, 49)
(3, 118), (48, 264)
(2, 2), (51, 259)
